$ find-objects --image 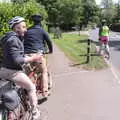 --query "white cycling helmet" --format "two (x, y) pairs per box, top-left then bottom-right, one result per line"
(8, 16), (25, 29)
